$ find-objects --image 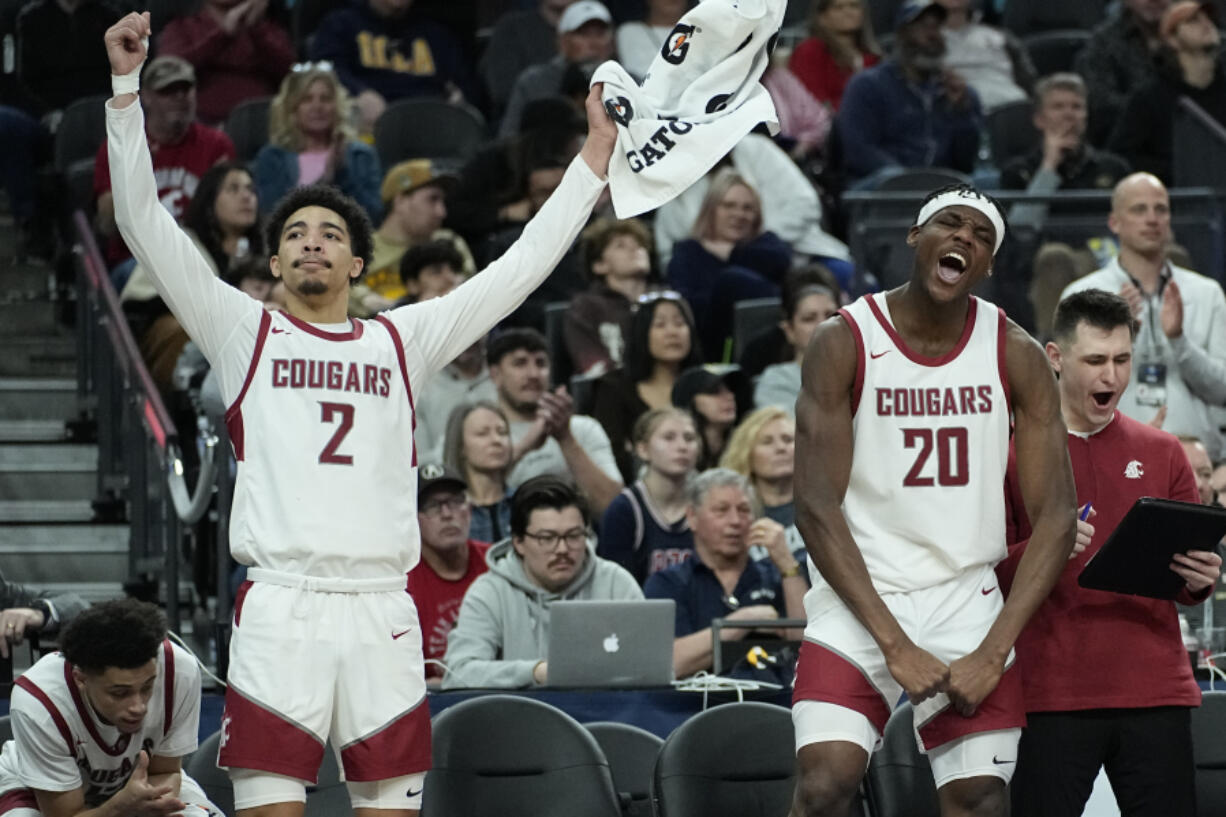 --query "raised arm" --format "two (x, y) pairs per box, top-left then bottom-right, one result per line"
(947, 322), (1076, 715)
(103, 12), (259, 368)
(793, 318), (949, 703)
